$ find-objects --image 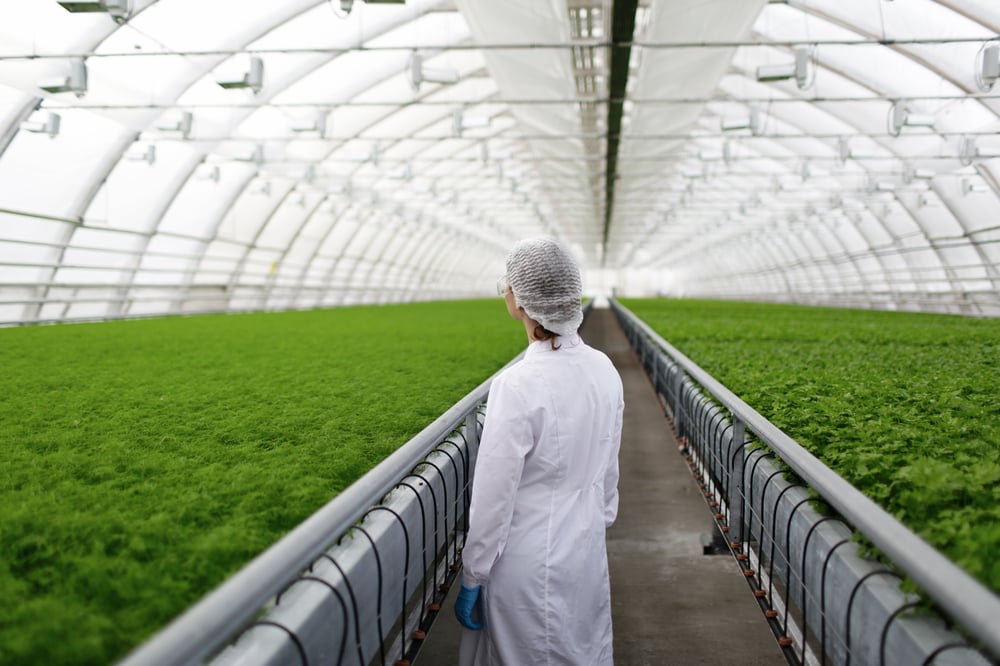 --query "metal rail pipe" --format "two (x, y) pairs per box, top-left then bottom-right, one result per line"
(117, 354), (521, 666)
(611, 299), (1000, 661)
